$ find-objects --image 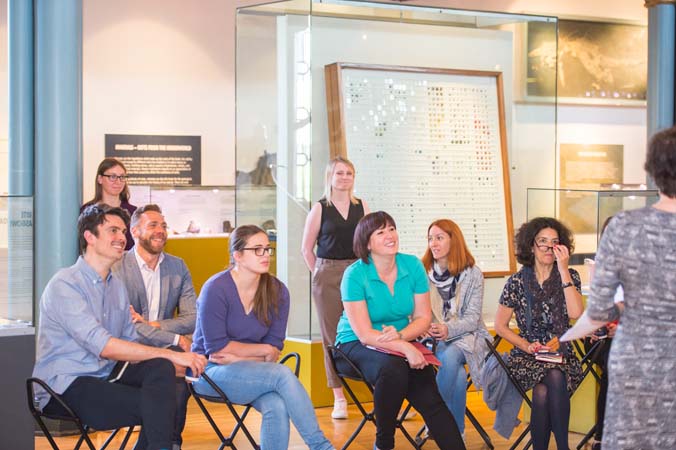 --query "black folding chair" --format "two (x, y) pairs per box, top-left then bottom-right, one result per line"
(27, 378), (135, 450)
(413, 336), (498, 449)
(327, 344), (421, 450)
(573, 338), (609, 450)
(187, 353), (301, 450)
(484, 338), (533, 450)
(485, 337), (606, 450)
